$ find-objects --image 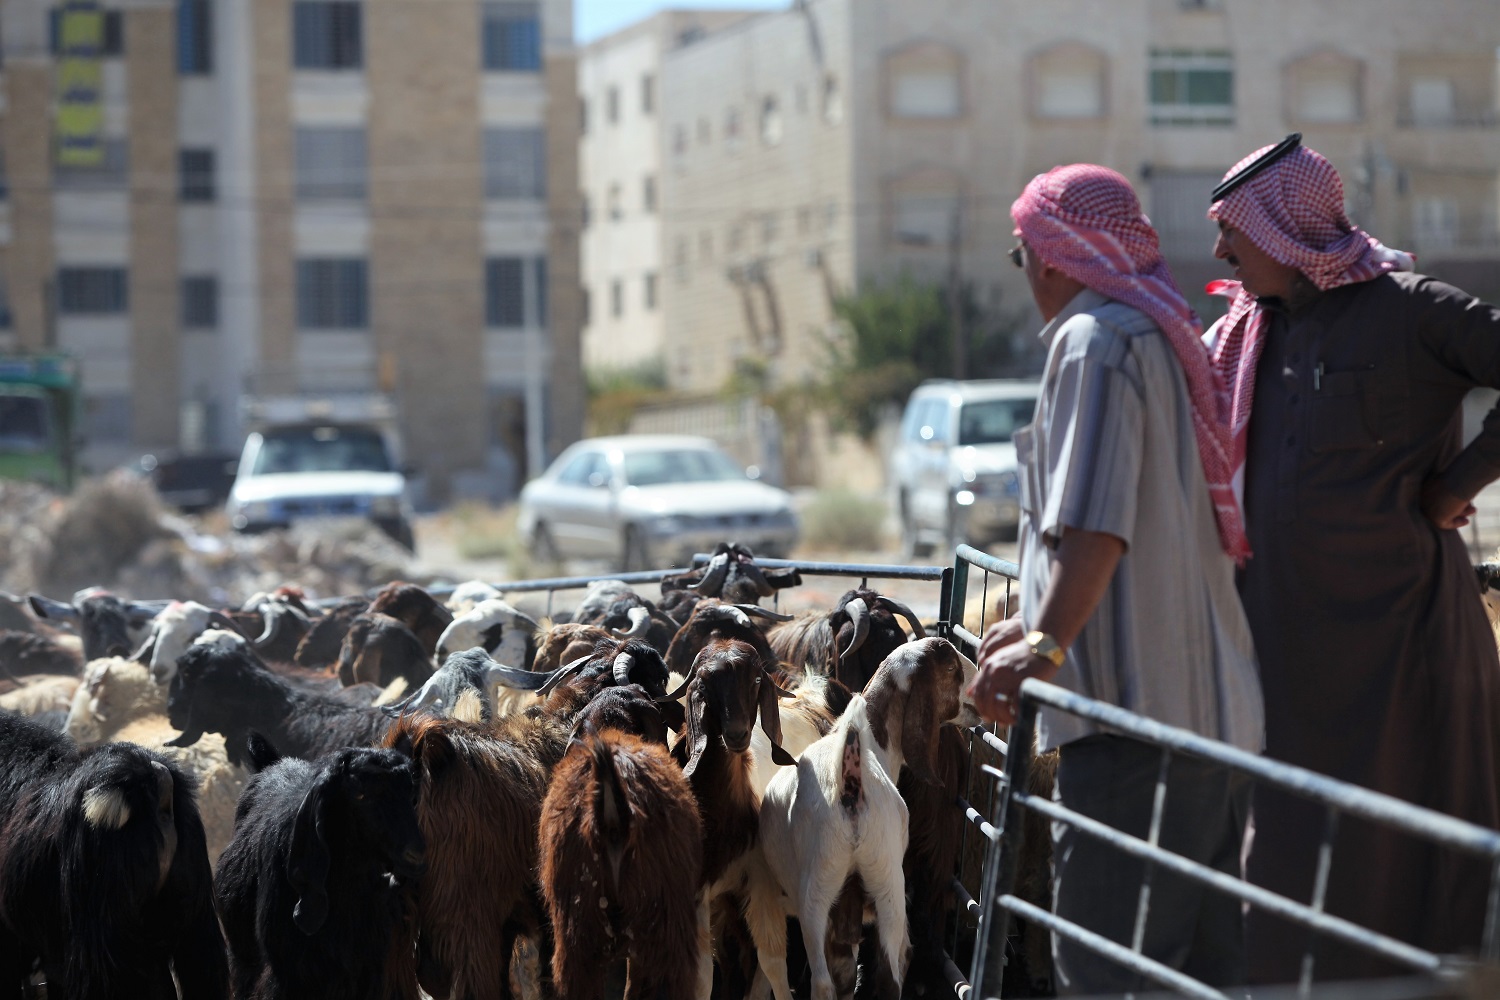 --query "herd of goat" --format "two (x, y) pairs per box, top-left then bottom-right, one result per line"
(0, 543), (1056, 1000)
